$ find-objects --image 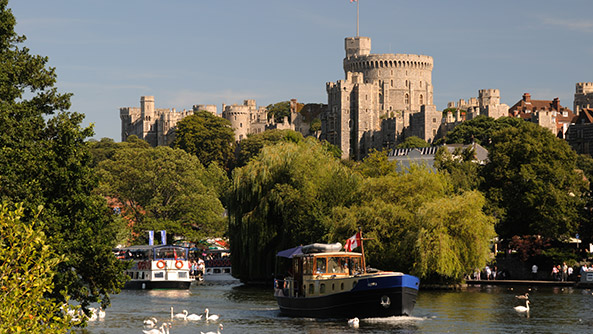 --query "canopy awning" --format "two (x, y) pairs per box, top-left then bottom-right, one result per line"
(276, 246), (303, 258)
